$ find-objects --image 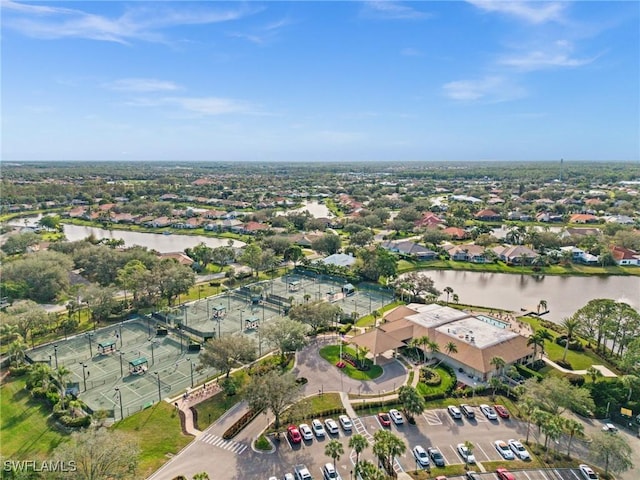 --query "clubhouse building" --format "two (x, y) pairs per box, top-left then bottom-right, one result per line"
(349, 303), (535, 381)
